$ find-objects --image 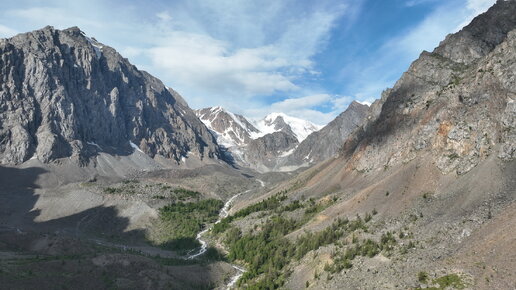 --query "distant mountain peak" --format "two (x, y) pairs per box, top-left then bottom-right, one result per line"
(255, 112), (322, 142)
